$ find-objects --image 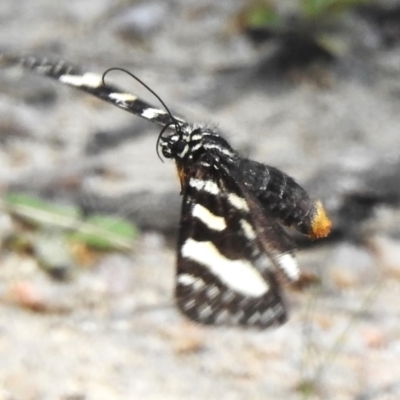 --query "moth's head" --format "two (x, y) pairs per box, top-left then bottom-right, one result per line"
(159, 127), (205, 160)
(159, 126), (234, 162)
